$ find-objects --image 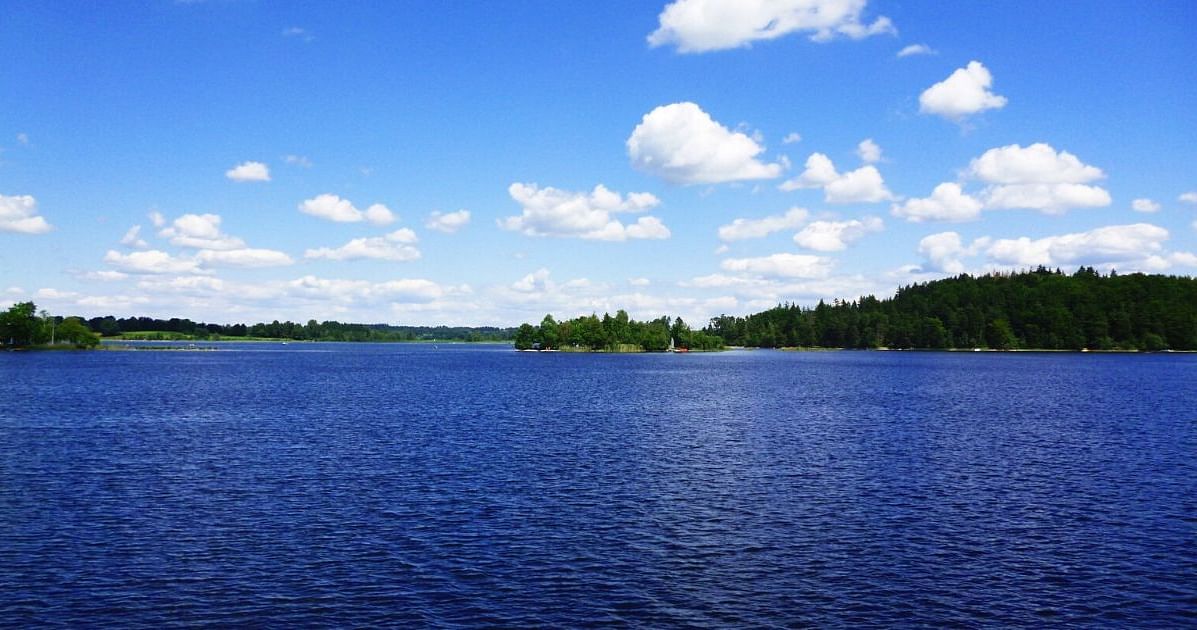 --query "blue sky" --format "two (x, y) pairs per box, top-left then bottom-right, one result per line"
(2, 0), (1195, 326)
